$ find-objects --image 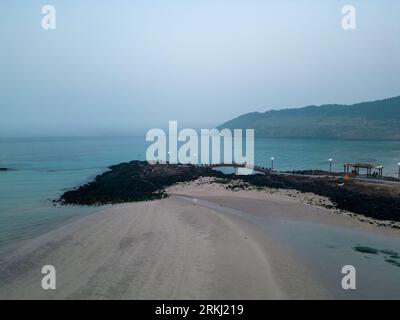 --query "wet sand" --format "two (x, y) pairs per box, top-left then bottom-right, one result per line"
(0, 197), (288, 299)
(0, 179), (399, 299)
